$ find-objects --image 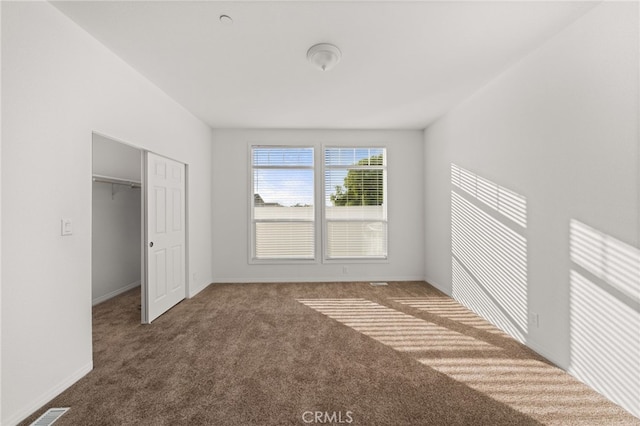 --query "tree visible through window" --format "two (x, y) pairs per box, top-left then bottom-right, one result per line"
(330, 154), (384, 207)
(325, 148), (387, 259)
